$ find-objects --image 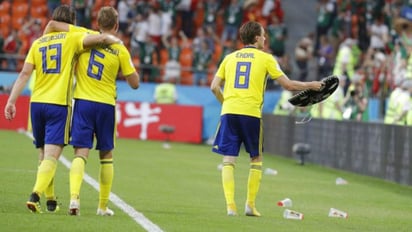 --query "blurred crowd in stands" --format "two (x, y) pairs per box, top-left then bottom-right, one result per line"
(273, 0), (412, 125)
(0, 0), (285, 86)
(2, 0), (412, 124)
